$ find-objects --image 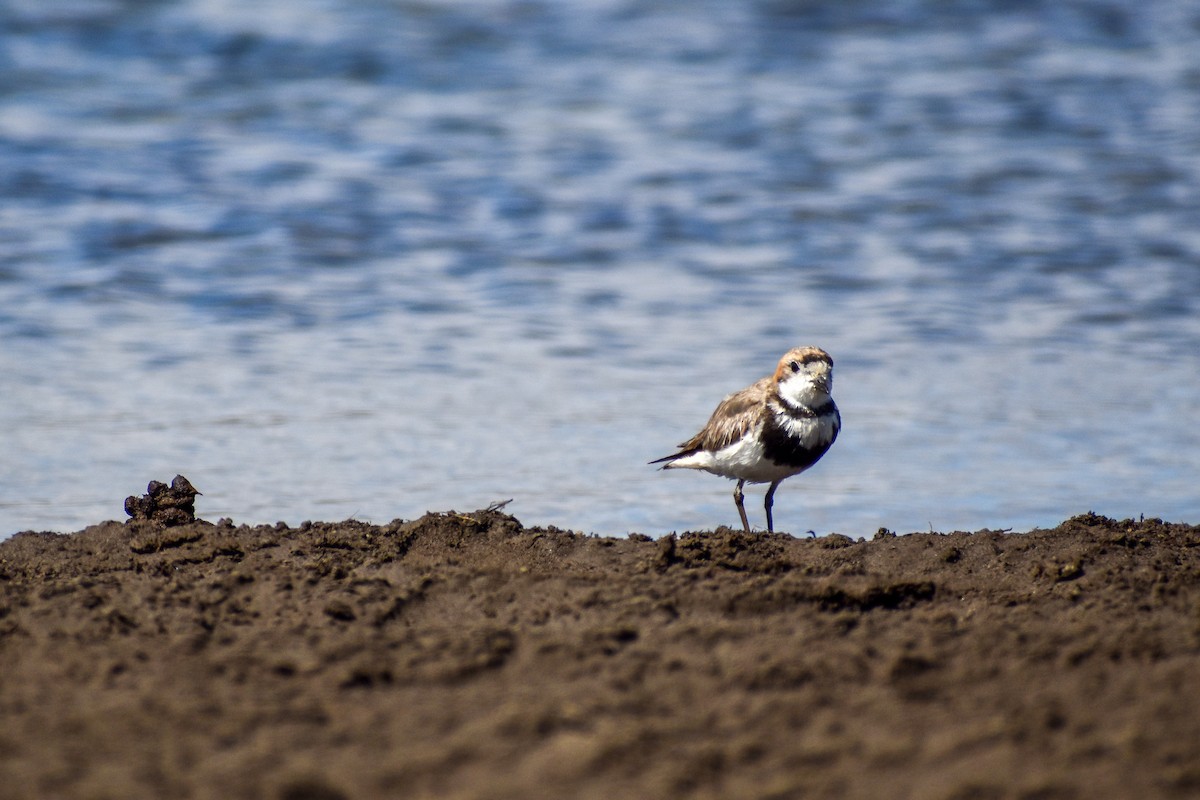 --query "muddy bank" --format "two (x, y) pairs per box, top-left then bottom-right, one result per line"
(2, 509), (1199, 799)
